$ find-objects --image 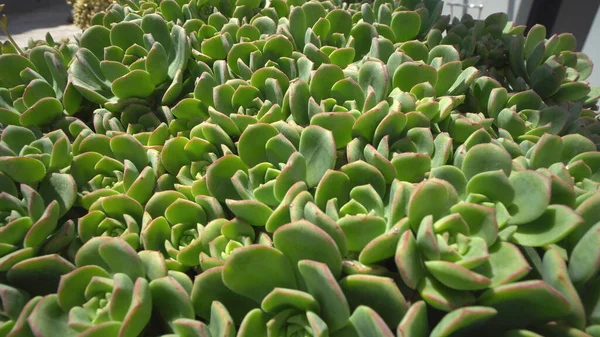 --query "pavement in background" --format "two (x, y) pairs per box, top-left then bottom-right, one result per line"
(0, 2), (81, 48)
